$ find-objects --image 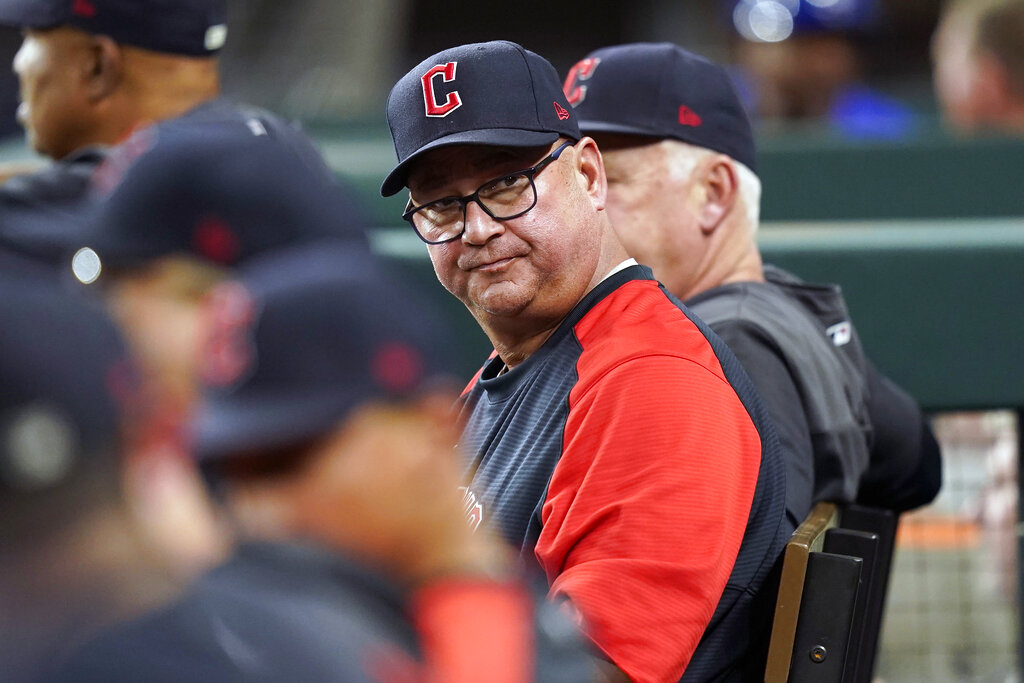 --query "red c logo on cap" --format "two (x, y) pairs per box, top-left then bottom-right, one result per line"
(563, 57), (601, 106)
(422, 62), (462, 118)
